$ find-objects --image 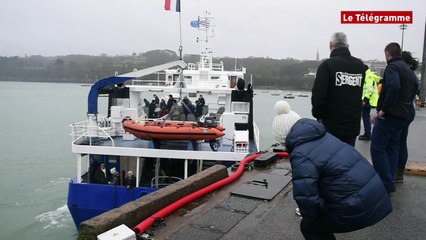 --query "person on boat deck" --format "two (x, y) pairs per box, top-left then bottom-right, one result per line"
(159, 98), (167, 117)
(195, 100), (204, 119)
(182, 96), (195, 121)
(153, 94), (160, 105)
(95, 163), (111, 184)
(88, 161), (100, 183)
(198, 95), (205, 106)
(125, 171), (136, 188)
(196, 95), (205, 118)
(110, 167), (120, 185)
(166, 94), (174, 112)
(273, 100), (392, 240)
(148, 99), (157, 118)
(143, 98), (150, 108)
